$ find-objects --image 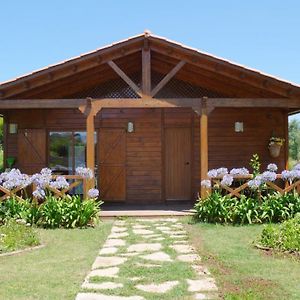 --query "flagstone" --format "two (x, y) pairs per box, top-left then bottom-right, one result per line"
(162, 230), (186, 235)
(104, 239), (126, 247)
(92, 256), (127, 269)
(132, 224), (149, 229)
(99, 247), (118, 255)
(170, 244), (195, 254)
(82, 281), (123, 290)
(177, 254), (201, 263)
(111, 226), (127, 233)
(143, 233), (161, 238)
(76, 293), (145, 300)
(192, 265), (210, 276)
(152, 237), (165, 241)
(173, 240), (188, 244)
(108, 232), (129, 239)
(187, 278), (218, 292)
(86, 267), (119, 278)
(120, 252), (140, 257)
(169, 234), (188, 239)
(127, 243), (162, 253)
(194, 293), (208, 299)
(133, 229), (154, 235)
(157, 226), (172, 231)
(135, 280), (179, 293)
(141, 251), (172, 262)
(114, 220), (126, 226)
